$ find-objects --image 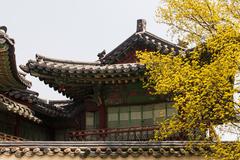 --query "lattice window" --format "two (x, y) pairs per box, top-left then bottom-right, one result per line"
(166, 102), (176, 117)
(142, 104), (153, 126)
(119, 107), (130, 128)
(107, 102), (175, 128)
(108, 107), (119, 128)
(86, 112), (99, 129)
(153, 103), (166, 124)
(130, 105), (142, 126)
